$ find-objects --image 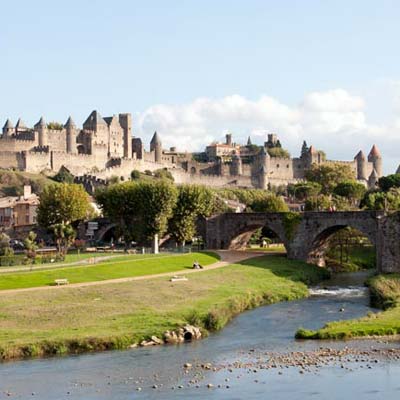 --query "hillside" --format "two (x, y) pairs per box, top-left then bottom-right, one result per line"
(0, 169), (54, 197)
